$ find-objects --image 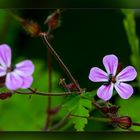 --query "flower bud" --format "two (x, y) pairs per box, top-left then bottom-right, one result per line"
(111, 116), (132, 129)
(22, 20), (41, 37)
(65, 82), (79, 91)
(101, 105), (120, 114)
(0, 92), (12, 100)
(10, 13), (41, 37)
(44, 9), (61, 30)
